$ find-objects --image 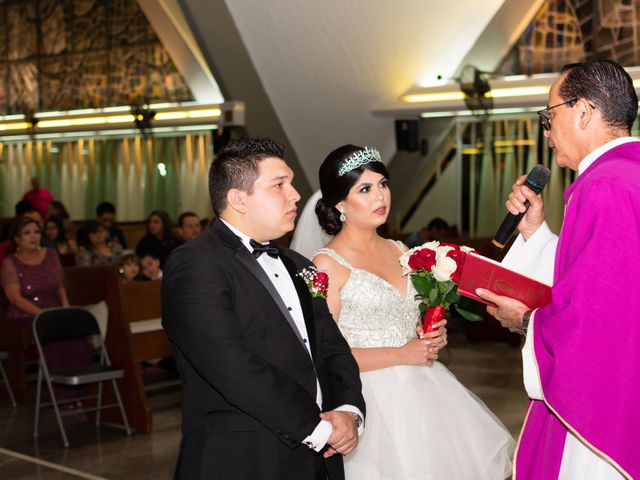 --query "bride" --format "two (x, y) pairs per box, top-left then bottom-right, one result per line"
(305, 145), (515, 479)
